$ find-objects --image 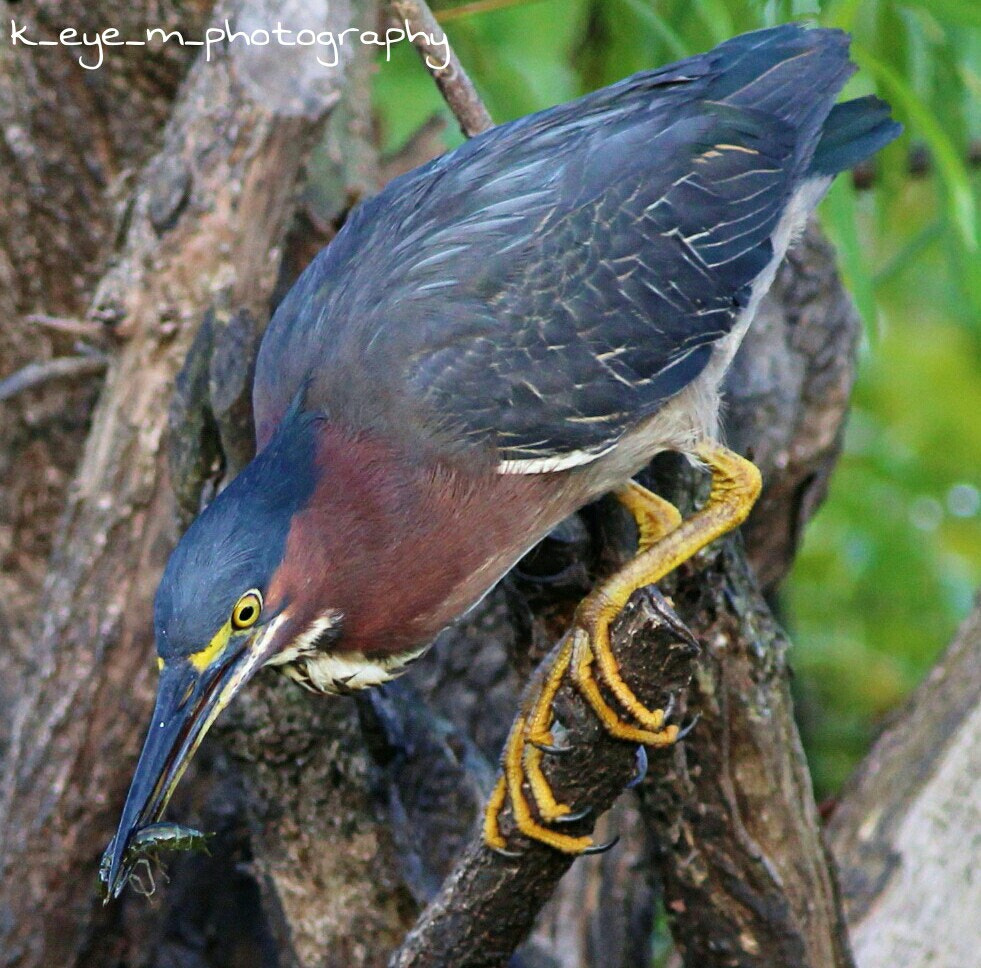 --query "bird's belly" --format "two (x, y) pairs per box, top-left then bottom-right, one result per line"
(578, 178), (833, 489)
